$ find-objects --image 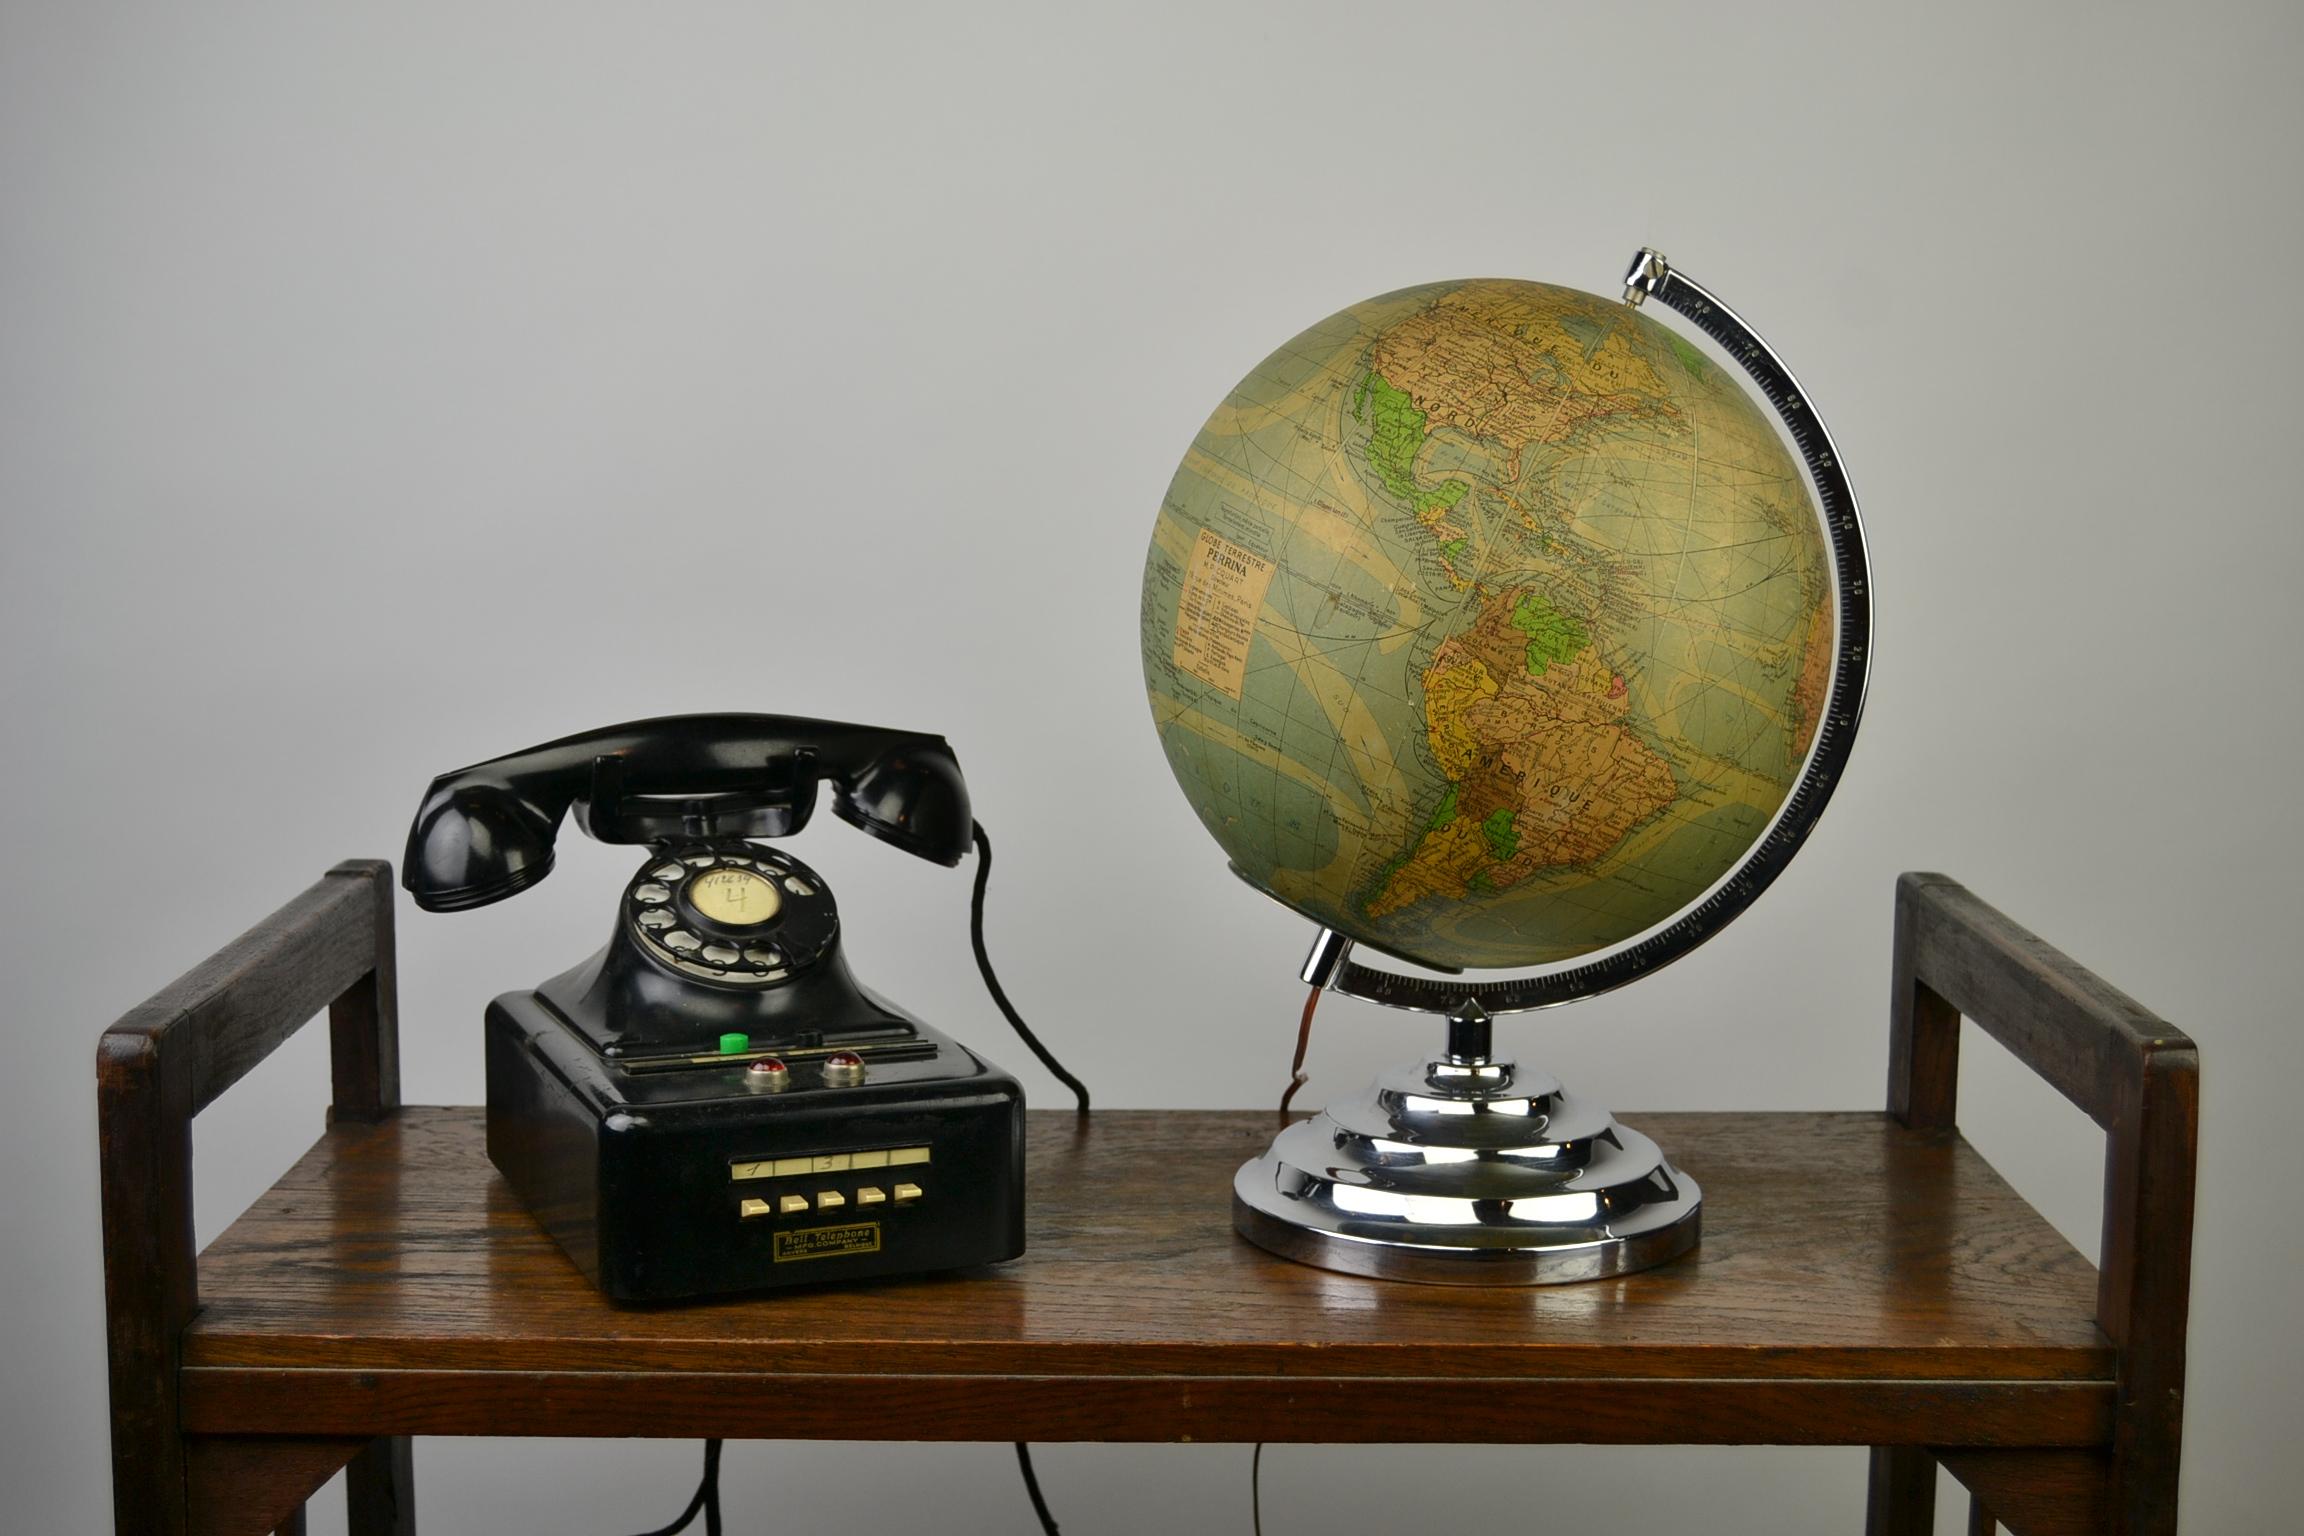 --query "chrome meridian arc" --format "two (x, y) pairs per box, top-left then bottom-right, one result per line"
(1232, 1036), (1701, 1285)
(1309, 248), (1872, 1016)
